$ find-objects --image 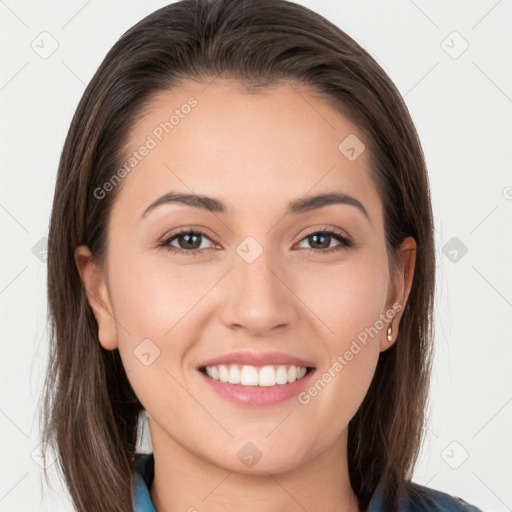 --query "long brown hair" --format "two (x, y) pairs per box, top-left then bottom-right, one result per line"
(39, 0), (435, 510)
